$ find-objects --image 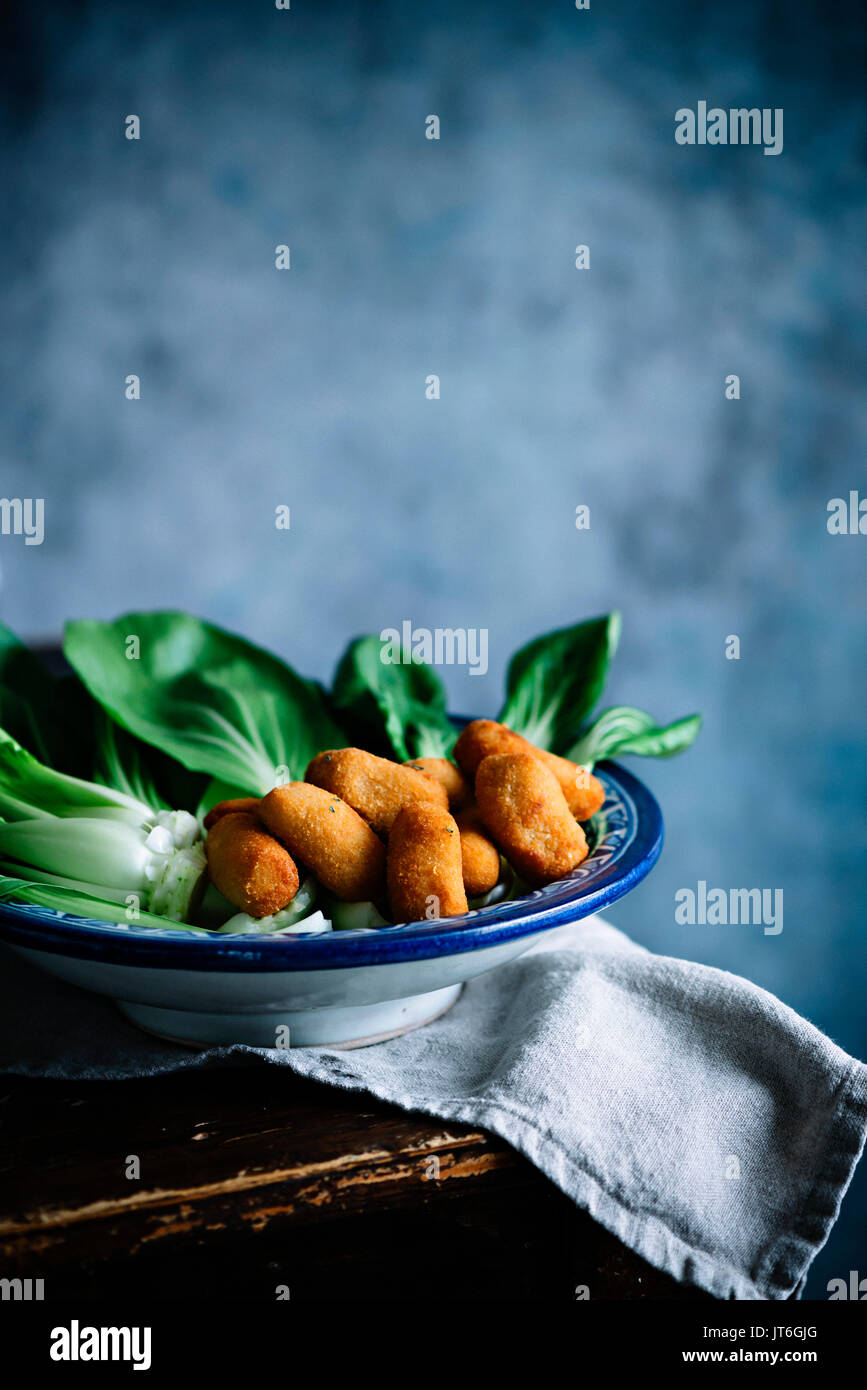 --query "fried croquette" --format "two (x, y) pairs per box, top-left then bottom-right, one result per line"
(305, 748), (447, 837)
(259, 782), (386, 902)
(205, 811), (300, 917)
(387, 802), (468, 923)
(453, 719), (605, 821)
(202, 796), (261, 830)
(474, 753), (588, 886)
(404, 757), (471, 811)
(456, 806), (501, 897)
(557, 758), (606, 821)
